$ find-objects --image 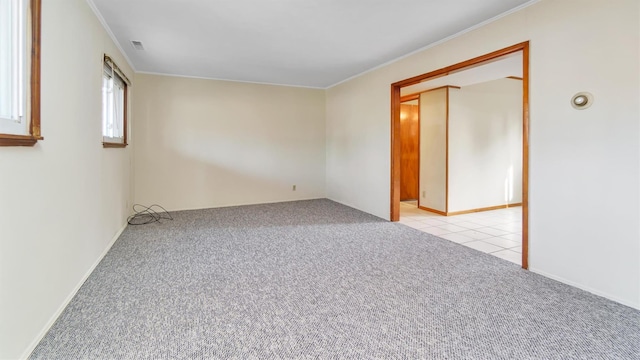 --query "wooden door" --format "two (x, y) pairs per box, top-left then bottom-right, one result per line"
(400, 103), (419, 200)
